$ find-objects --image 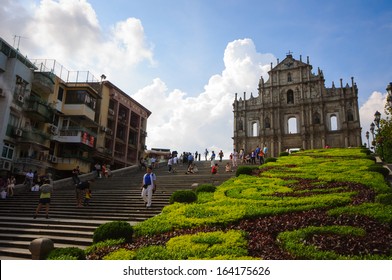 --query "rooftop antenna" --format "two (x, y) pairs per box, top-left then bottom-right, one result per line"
(13, 35), (28, 51)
